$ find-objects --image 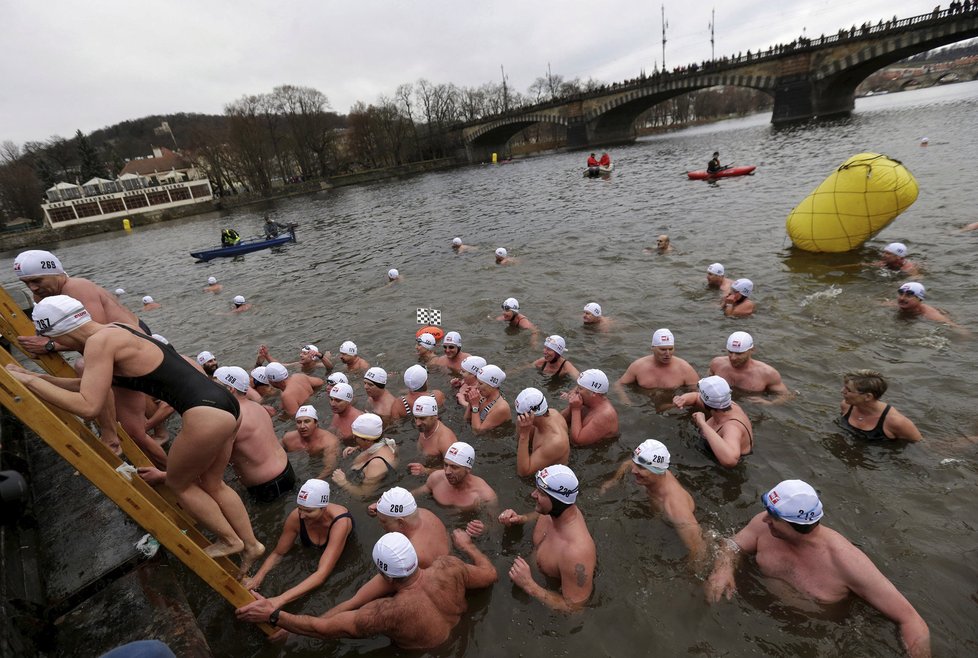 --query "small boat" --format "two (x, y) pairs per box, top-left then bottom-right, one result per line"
(190, 226), (297, 261)
(584, 164), (614, 178)
(687, 165), (756, 180)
